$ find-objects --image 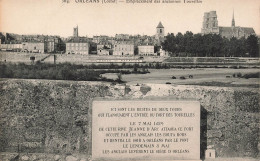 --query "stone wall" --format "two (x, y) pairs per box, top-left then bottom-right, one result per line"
(0, 79), (259, 160)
